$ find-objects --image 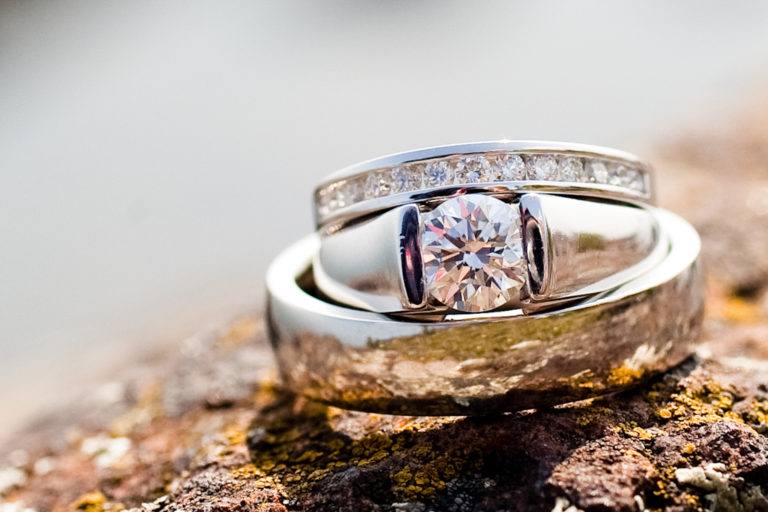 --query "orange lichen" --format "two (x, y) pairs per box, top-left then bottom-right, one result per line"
(720, 296), (762, 324)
